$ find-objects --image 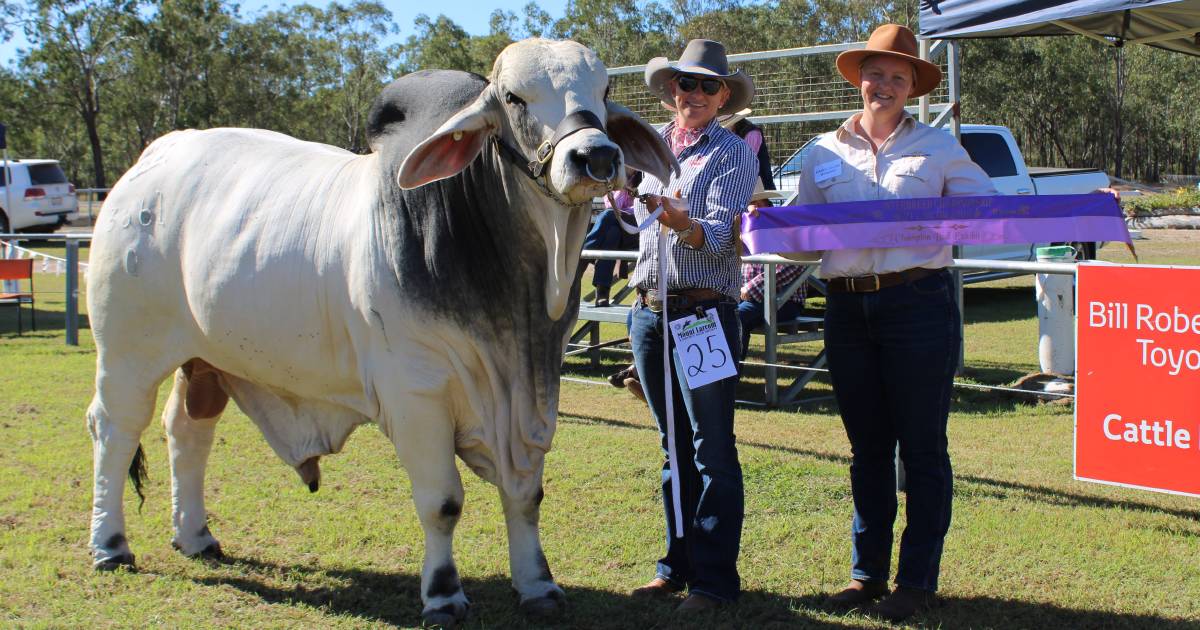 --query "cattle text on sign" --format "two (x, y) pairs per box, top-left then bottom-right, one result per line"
(1076, 263), (1200, 497)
